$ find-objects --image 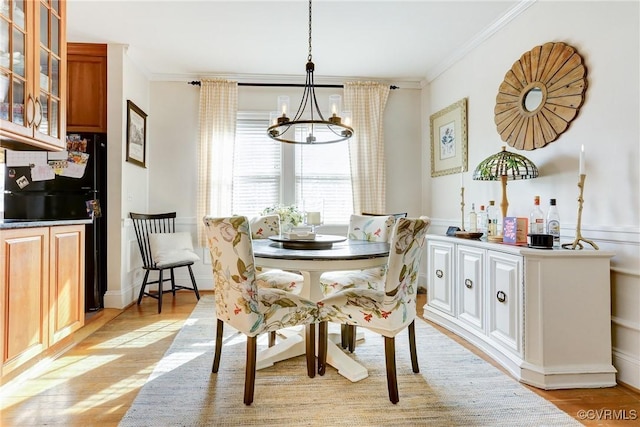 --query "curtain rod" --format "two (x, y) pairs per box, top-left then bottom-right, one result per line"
(188, 81), (399, 89)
